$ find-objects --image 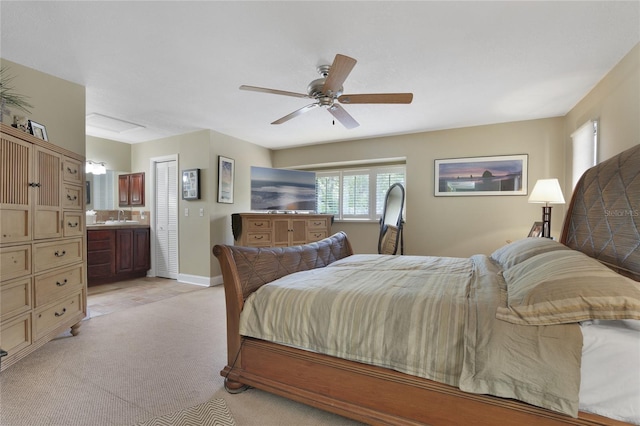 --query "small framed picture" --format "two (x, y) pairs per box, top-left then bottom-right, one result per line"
(218, 156), (234, 204)
(182, 168), (200, 200)
(528, 221), (543, 238)
(29, 120), (48, 141)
